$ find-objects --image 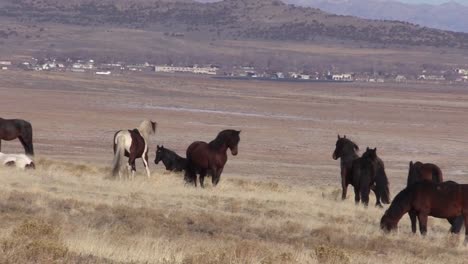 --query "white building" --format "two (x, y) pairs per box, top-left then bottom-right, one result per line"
(155, 65), (218, 75)
(96, 71), (111, 75)
(332, 74), (353, 81)
(0, 61), (12, 66)
(457, 69), (468, 75)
